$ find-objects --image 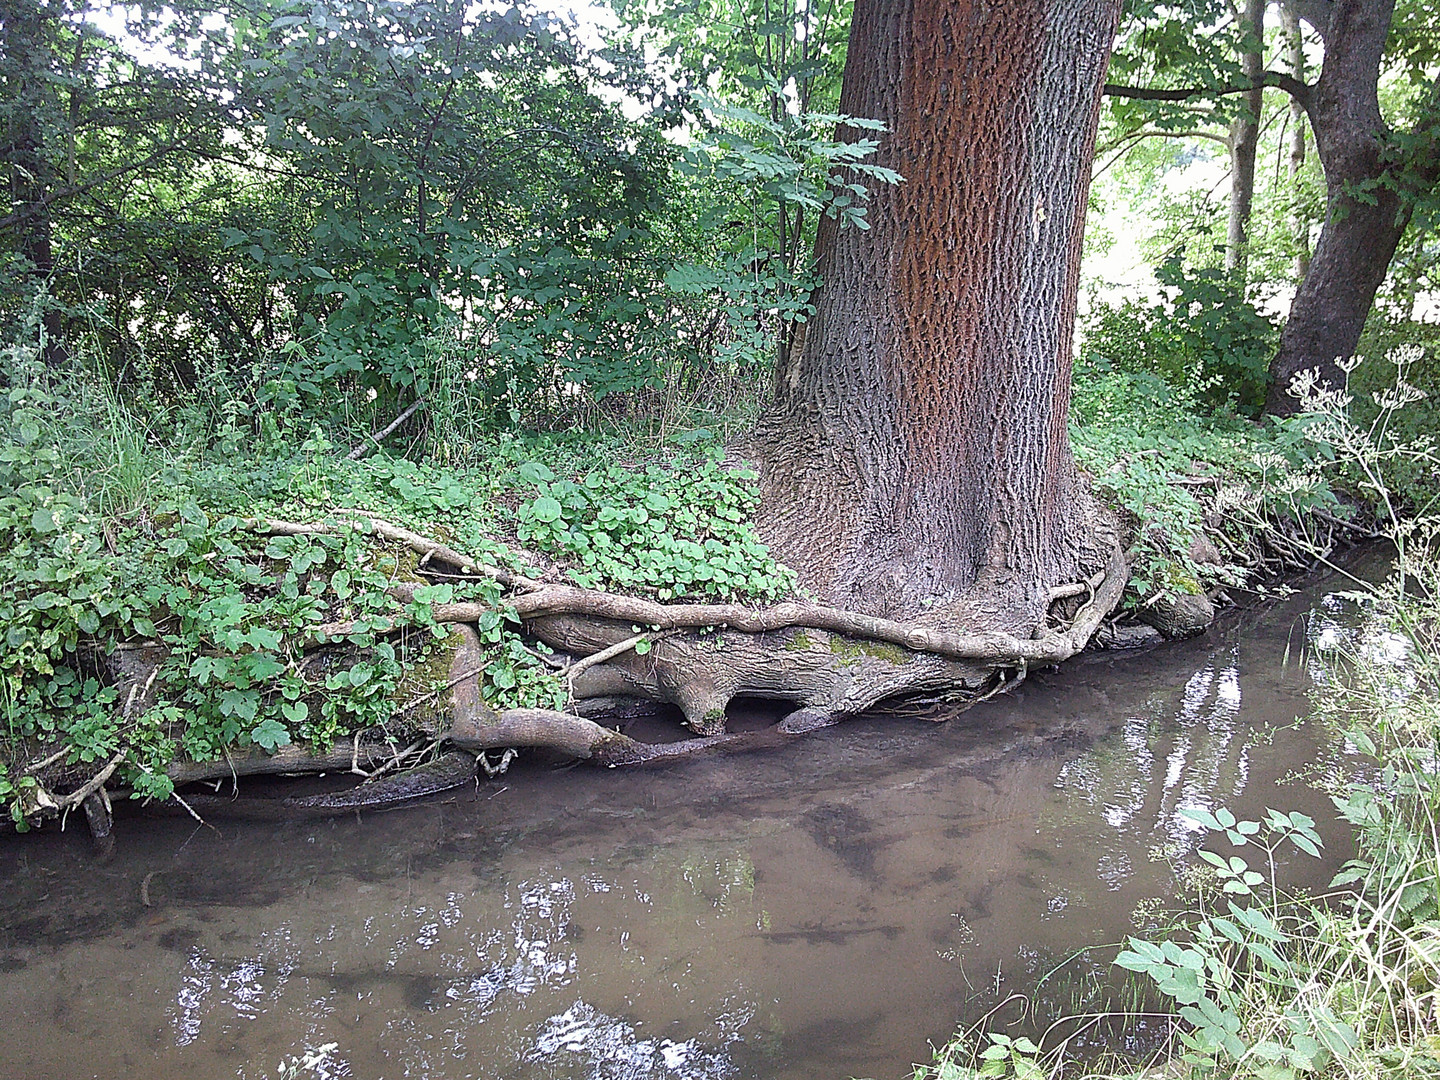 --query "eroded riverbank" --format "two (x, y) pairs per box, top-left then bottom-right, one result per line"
(0, 555), (1380, 1080)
